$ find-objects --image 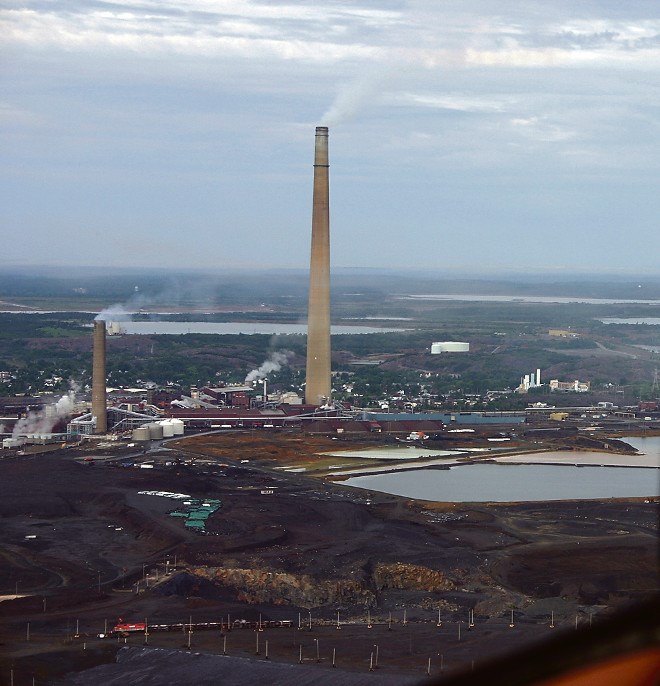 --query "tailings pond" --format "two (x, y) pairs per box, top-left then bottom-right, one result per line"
(344, 464), (658, 502)
(343, 437), (660, 502)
